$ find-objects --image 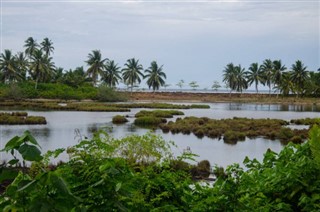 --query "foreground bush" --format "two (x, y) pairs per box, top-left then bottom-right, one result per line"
(1, 126), (320, 211)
